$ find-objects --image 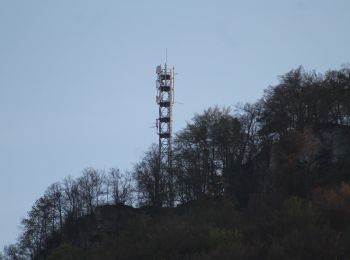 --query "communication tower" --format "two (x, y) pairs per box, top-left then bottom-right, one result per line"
(156, 63), (174, 203)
